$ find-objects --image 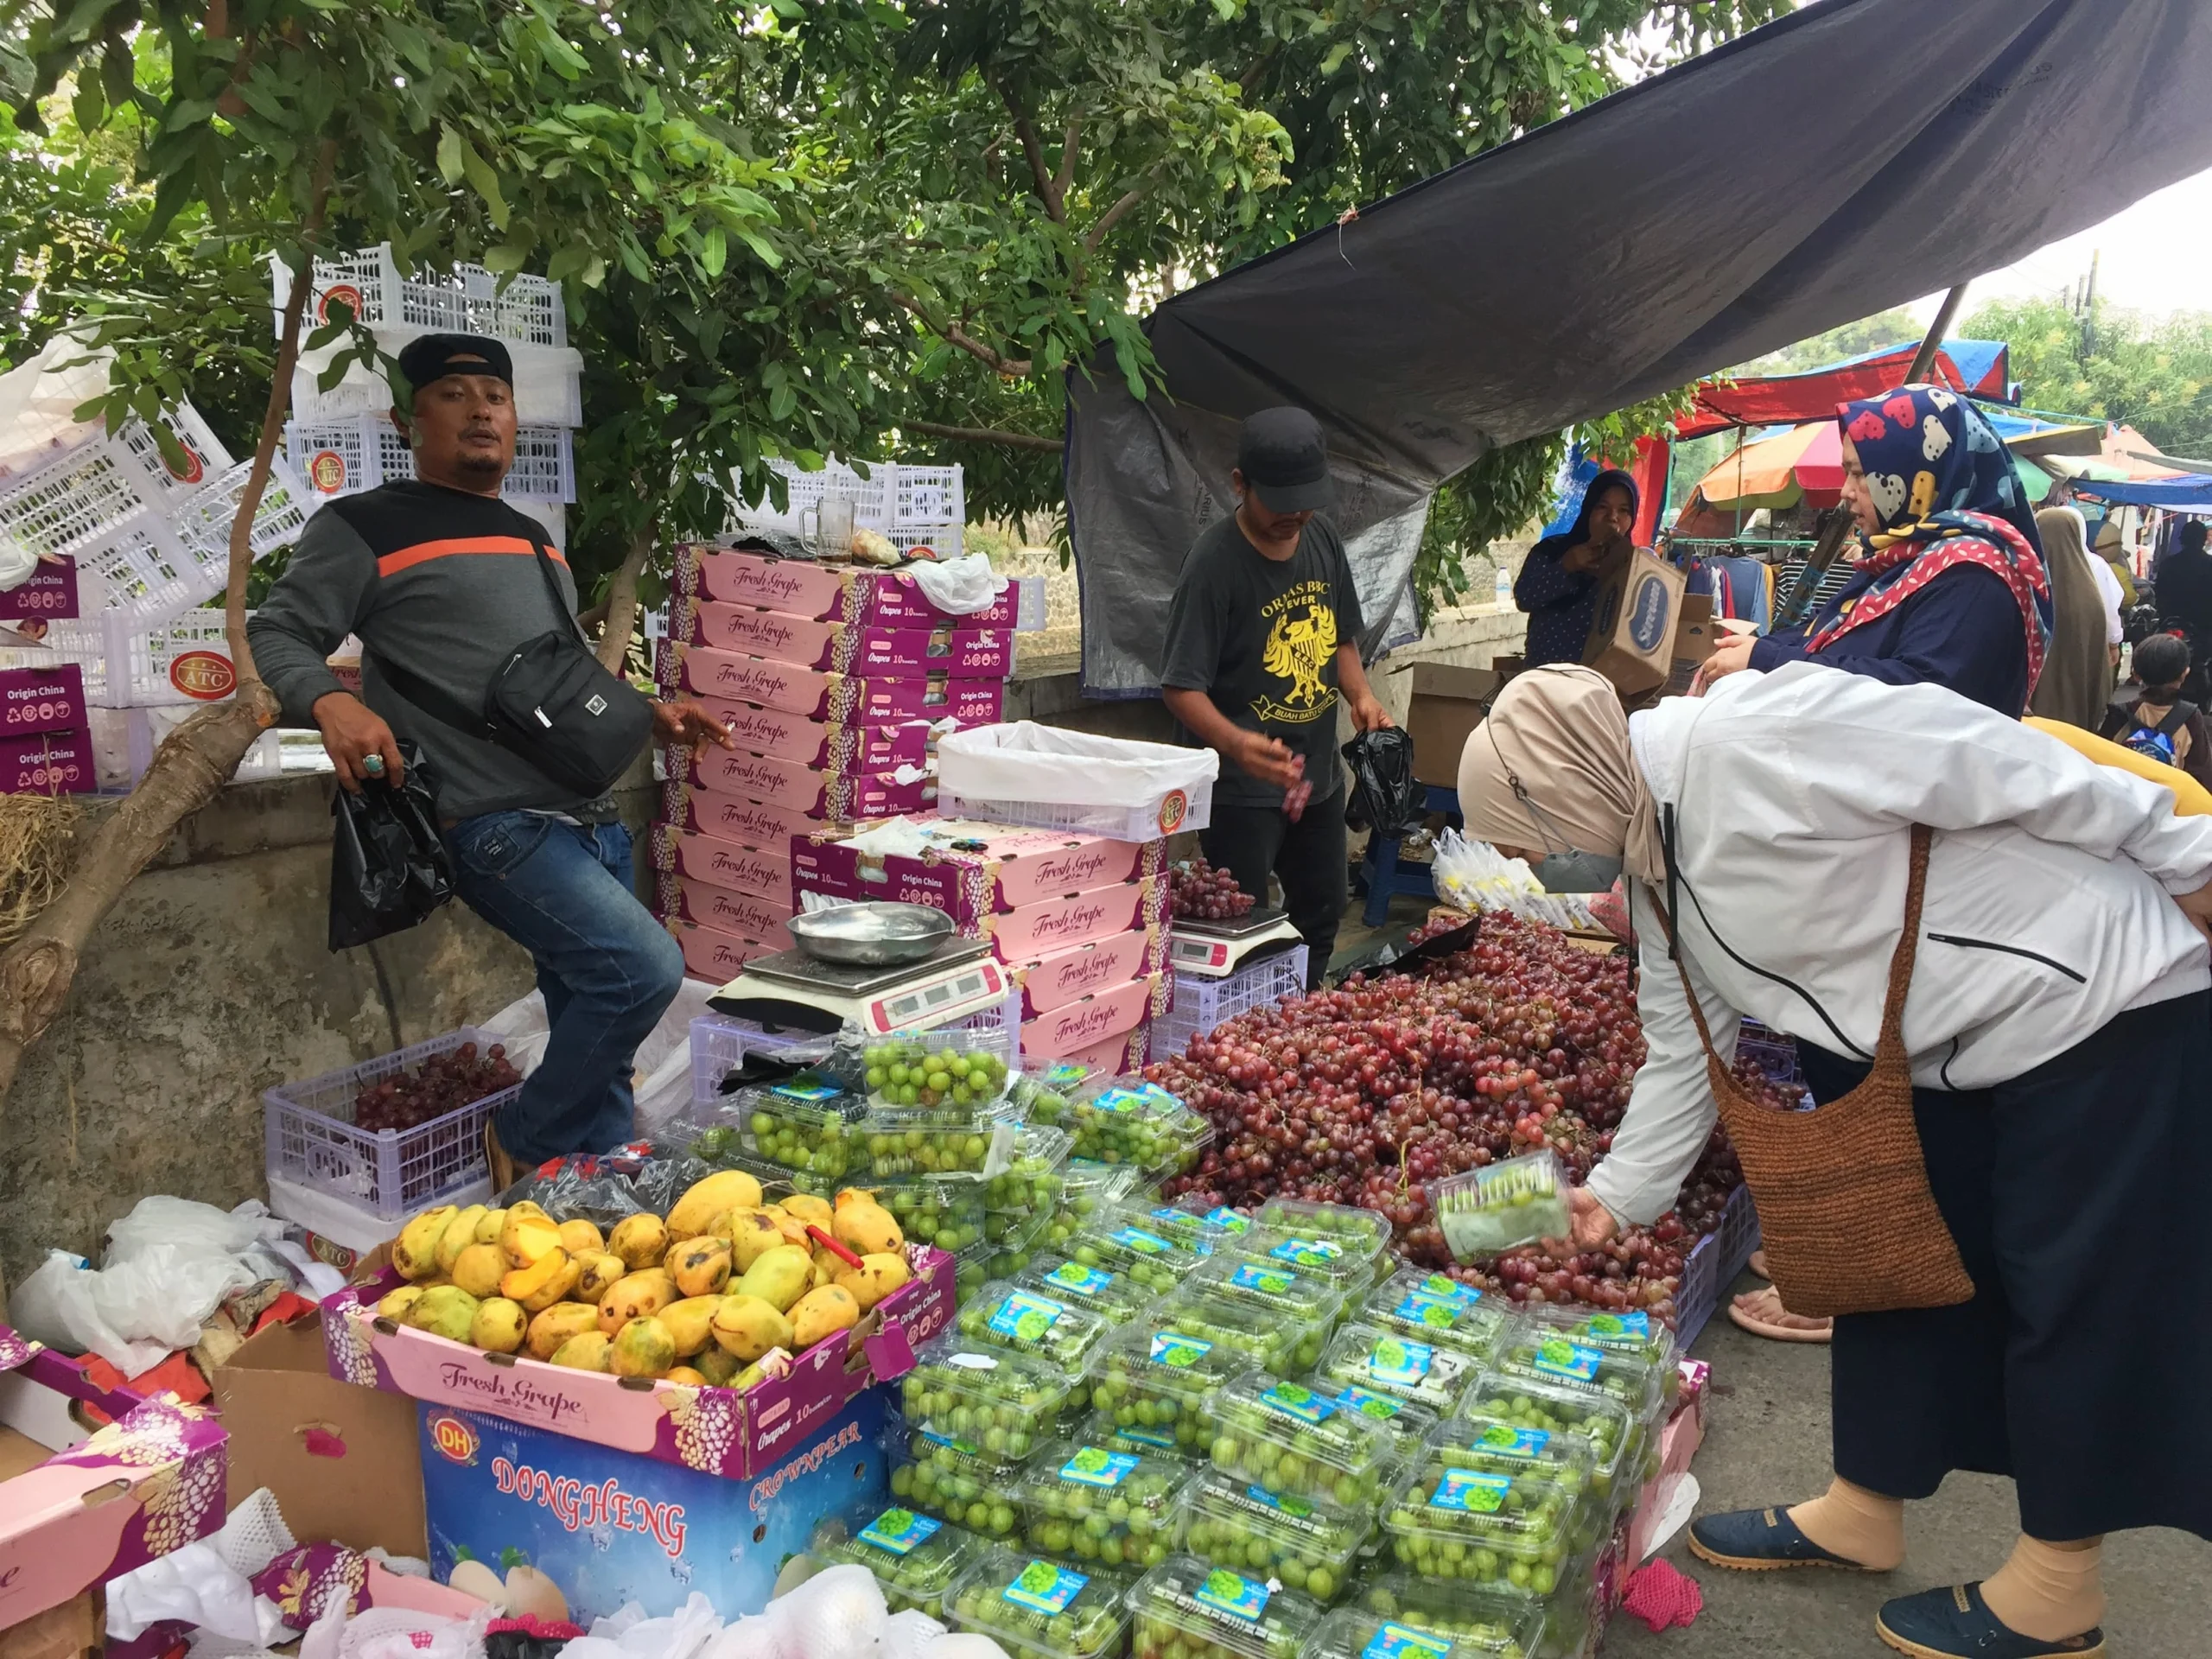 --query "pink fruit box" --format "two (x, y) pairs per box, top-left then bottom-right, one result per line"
(0, 732), (94, 796)
(1007, 927), (1166, 1019)
(318, 1244), (957, 1481)
(675, 544), (1020, 629)
(660, 778), (926, 855)
(790, 817), (1167, 929)
(671, 598), (1013, 680)
(655, 871), (796, 953)
(667, 919), (783, 983)
(670, 704), (930, 774)
(0, 1326), (229, 1630)
(671, 747), (928, 819)
(786, 861), (1169, 966)
(1020, 971), (1173, 1063)
(658, 641), (1007, 727)
(0, 664), (86, 739)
